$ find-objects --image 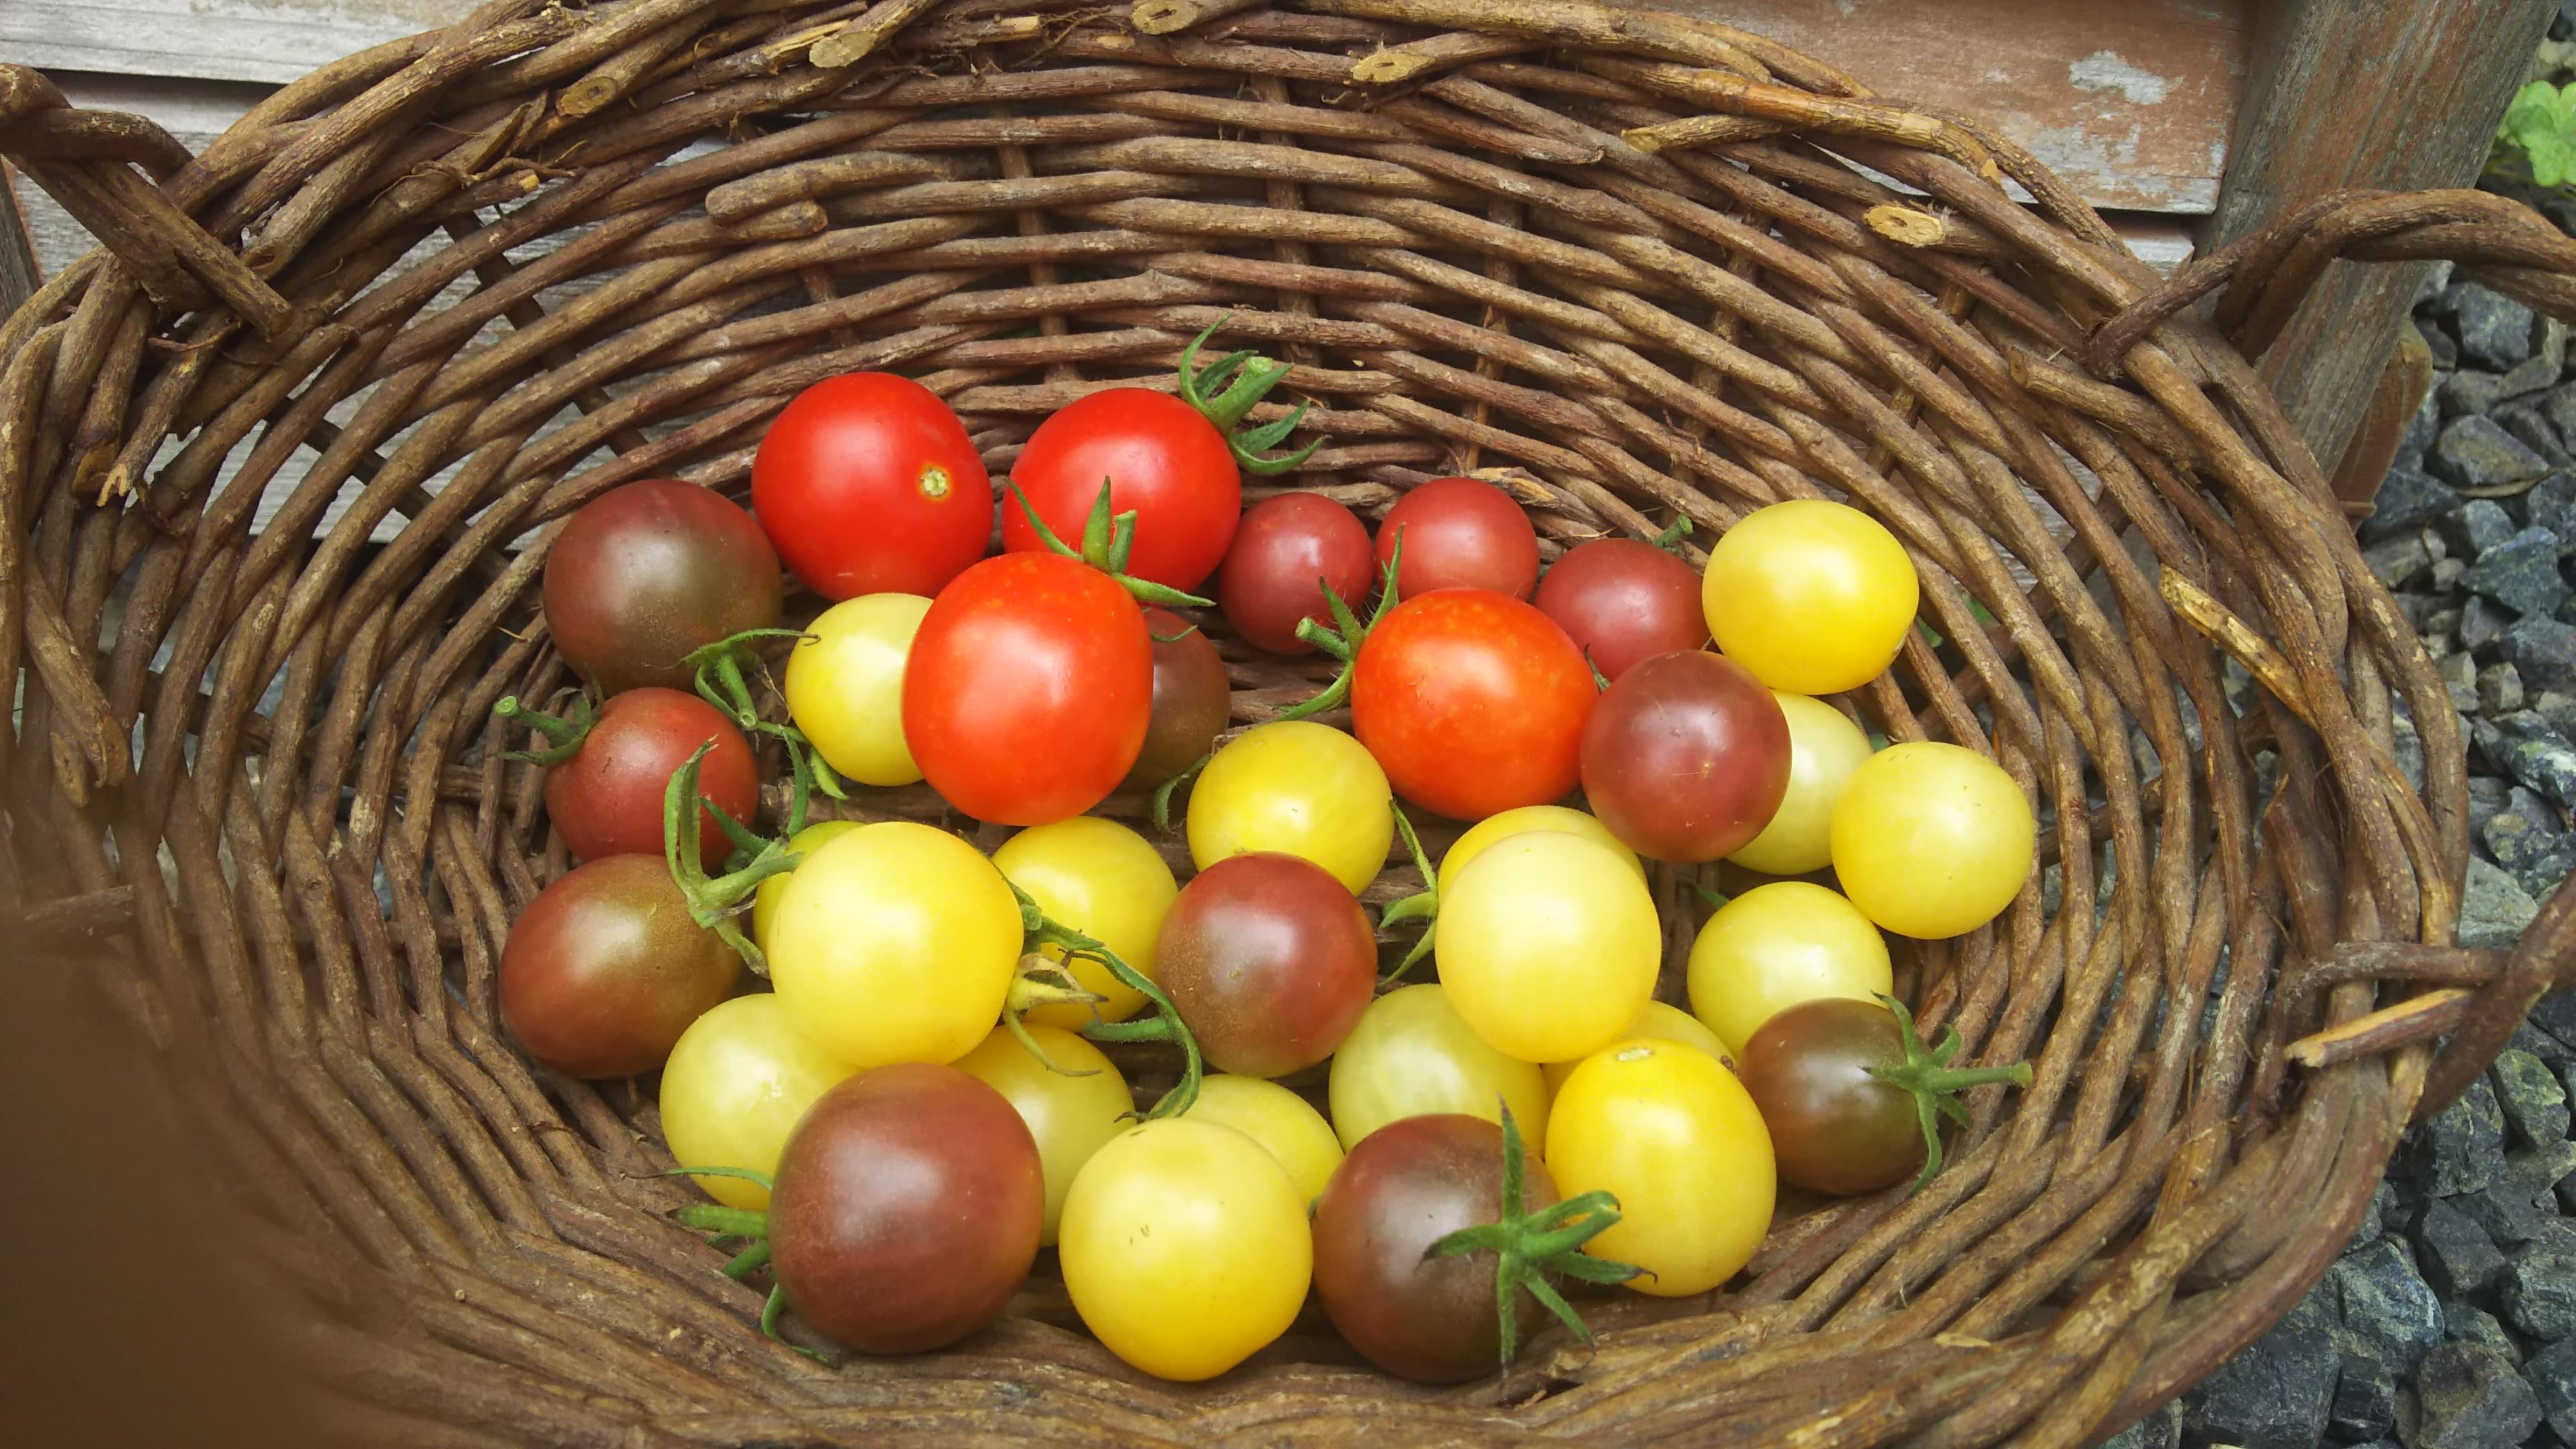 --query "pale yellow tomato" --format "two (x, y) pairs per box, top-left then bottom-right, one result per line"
(1686, 881), (1890, 1057)
(1727, 694), (1874, 877)
(1542, 1000), (1730, 1093)
(1189, 720), (1394, 894)
(1830, 741), (2035, 939)
(1182, 1074), (1345, 1205)
(1546, 1037), (1774, 1297)
(1328, 983), (1551, 1150)
(1434, 830), (1660, 1065)
(784, 592), (931, 786)
(659, 994), (859, 1210)
(992, 816), (1177, 1029)
(1437, 803), (1644, 896)
(952, 1023), (1132, 1244)
(1702, 499), (1919, 695)
(751, 820), (861, 951)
